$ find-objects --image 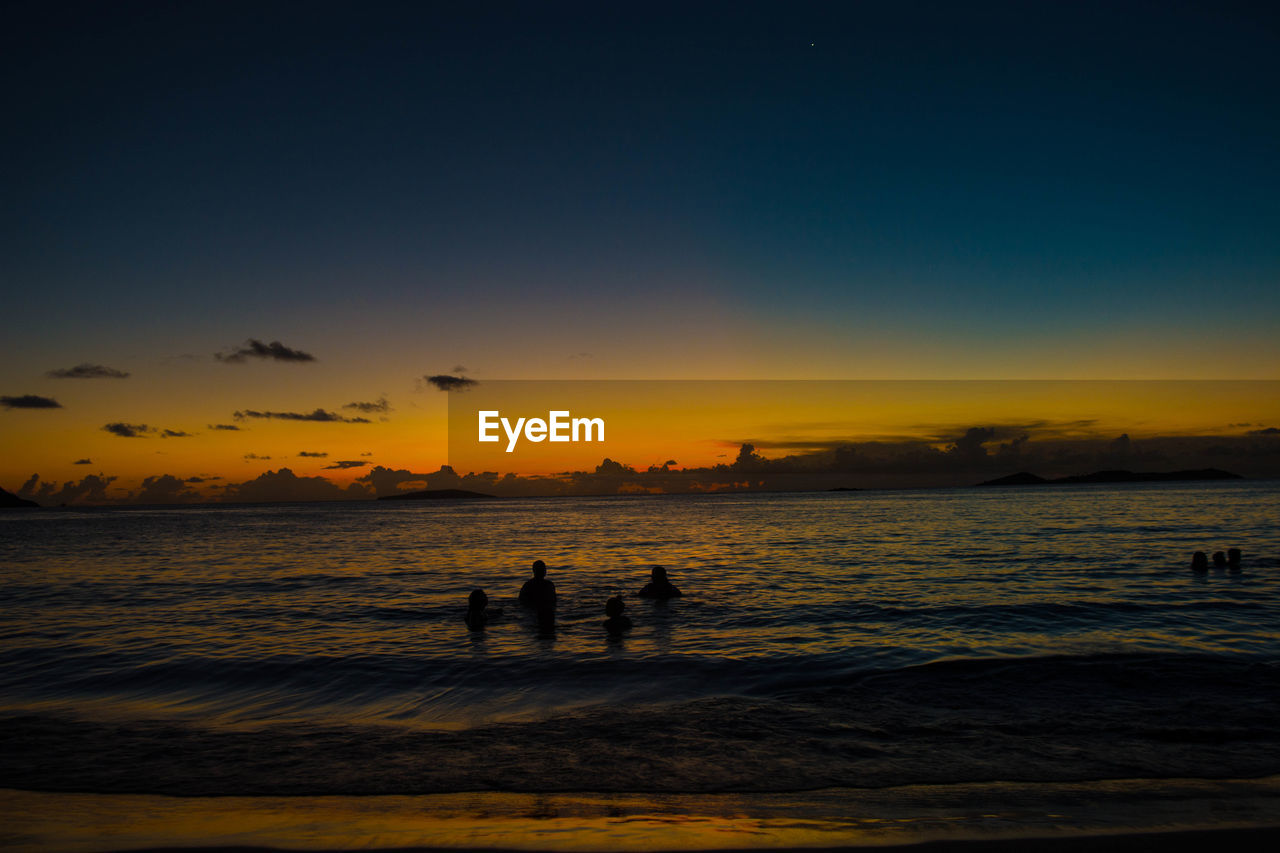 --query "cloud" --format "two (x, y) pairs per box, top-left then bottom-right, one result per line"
(208, 423), (242, 431)
(102, 422), (152, 438)
(46, 363), (130, 379)
(1248, 427), (1279, 436)
(946, 426), (997, 462)
(220, 468), (370, 502)
(160, 429), (192, 438)
(243, 453), (271, 460)
(323, 460), (368, 470)
(18, 472), (117, 505)
(215, 339), (316, 363)
(425, 374), (477, 392)
(73, 458), (92, 465)
(298, 451), (328, 457)
(2, 394), (61, 409)
(359, 451), (373, 456)
(343, 397), (391, 413)
(233, 408), (371, 424)
(135, 474), (201, 504)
